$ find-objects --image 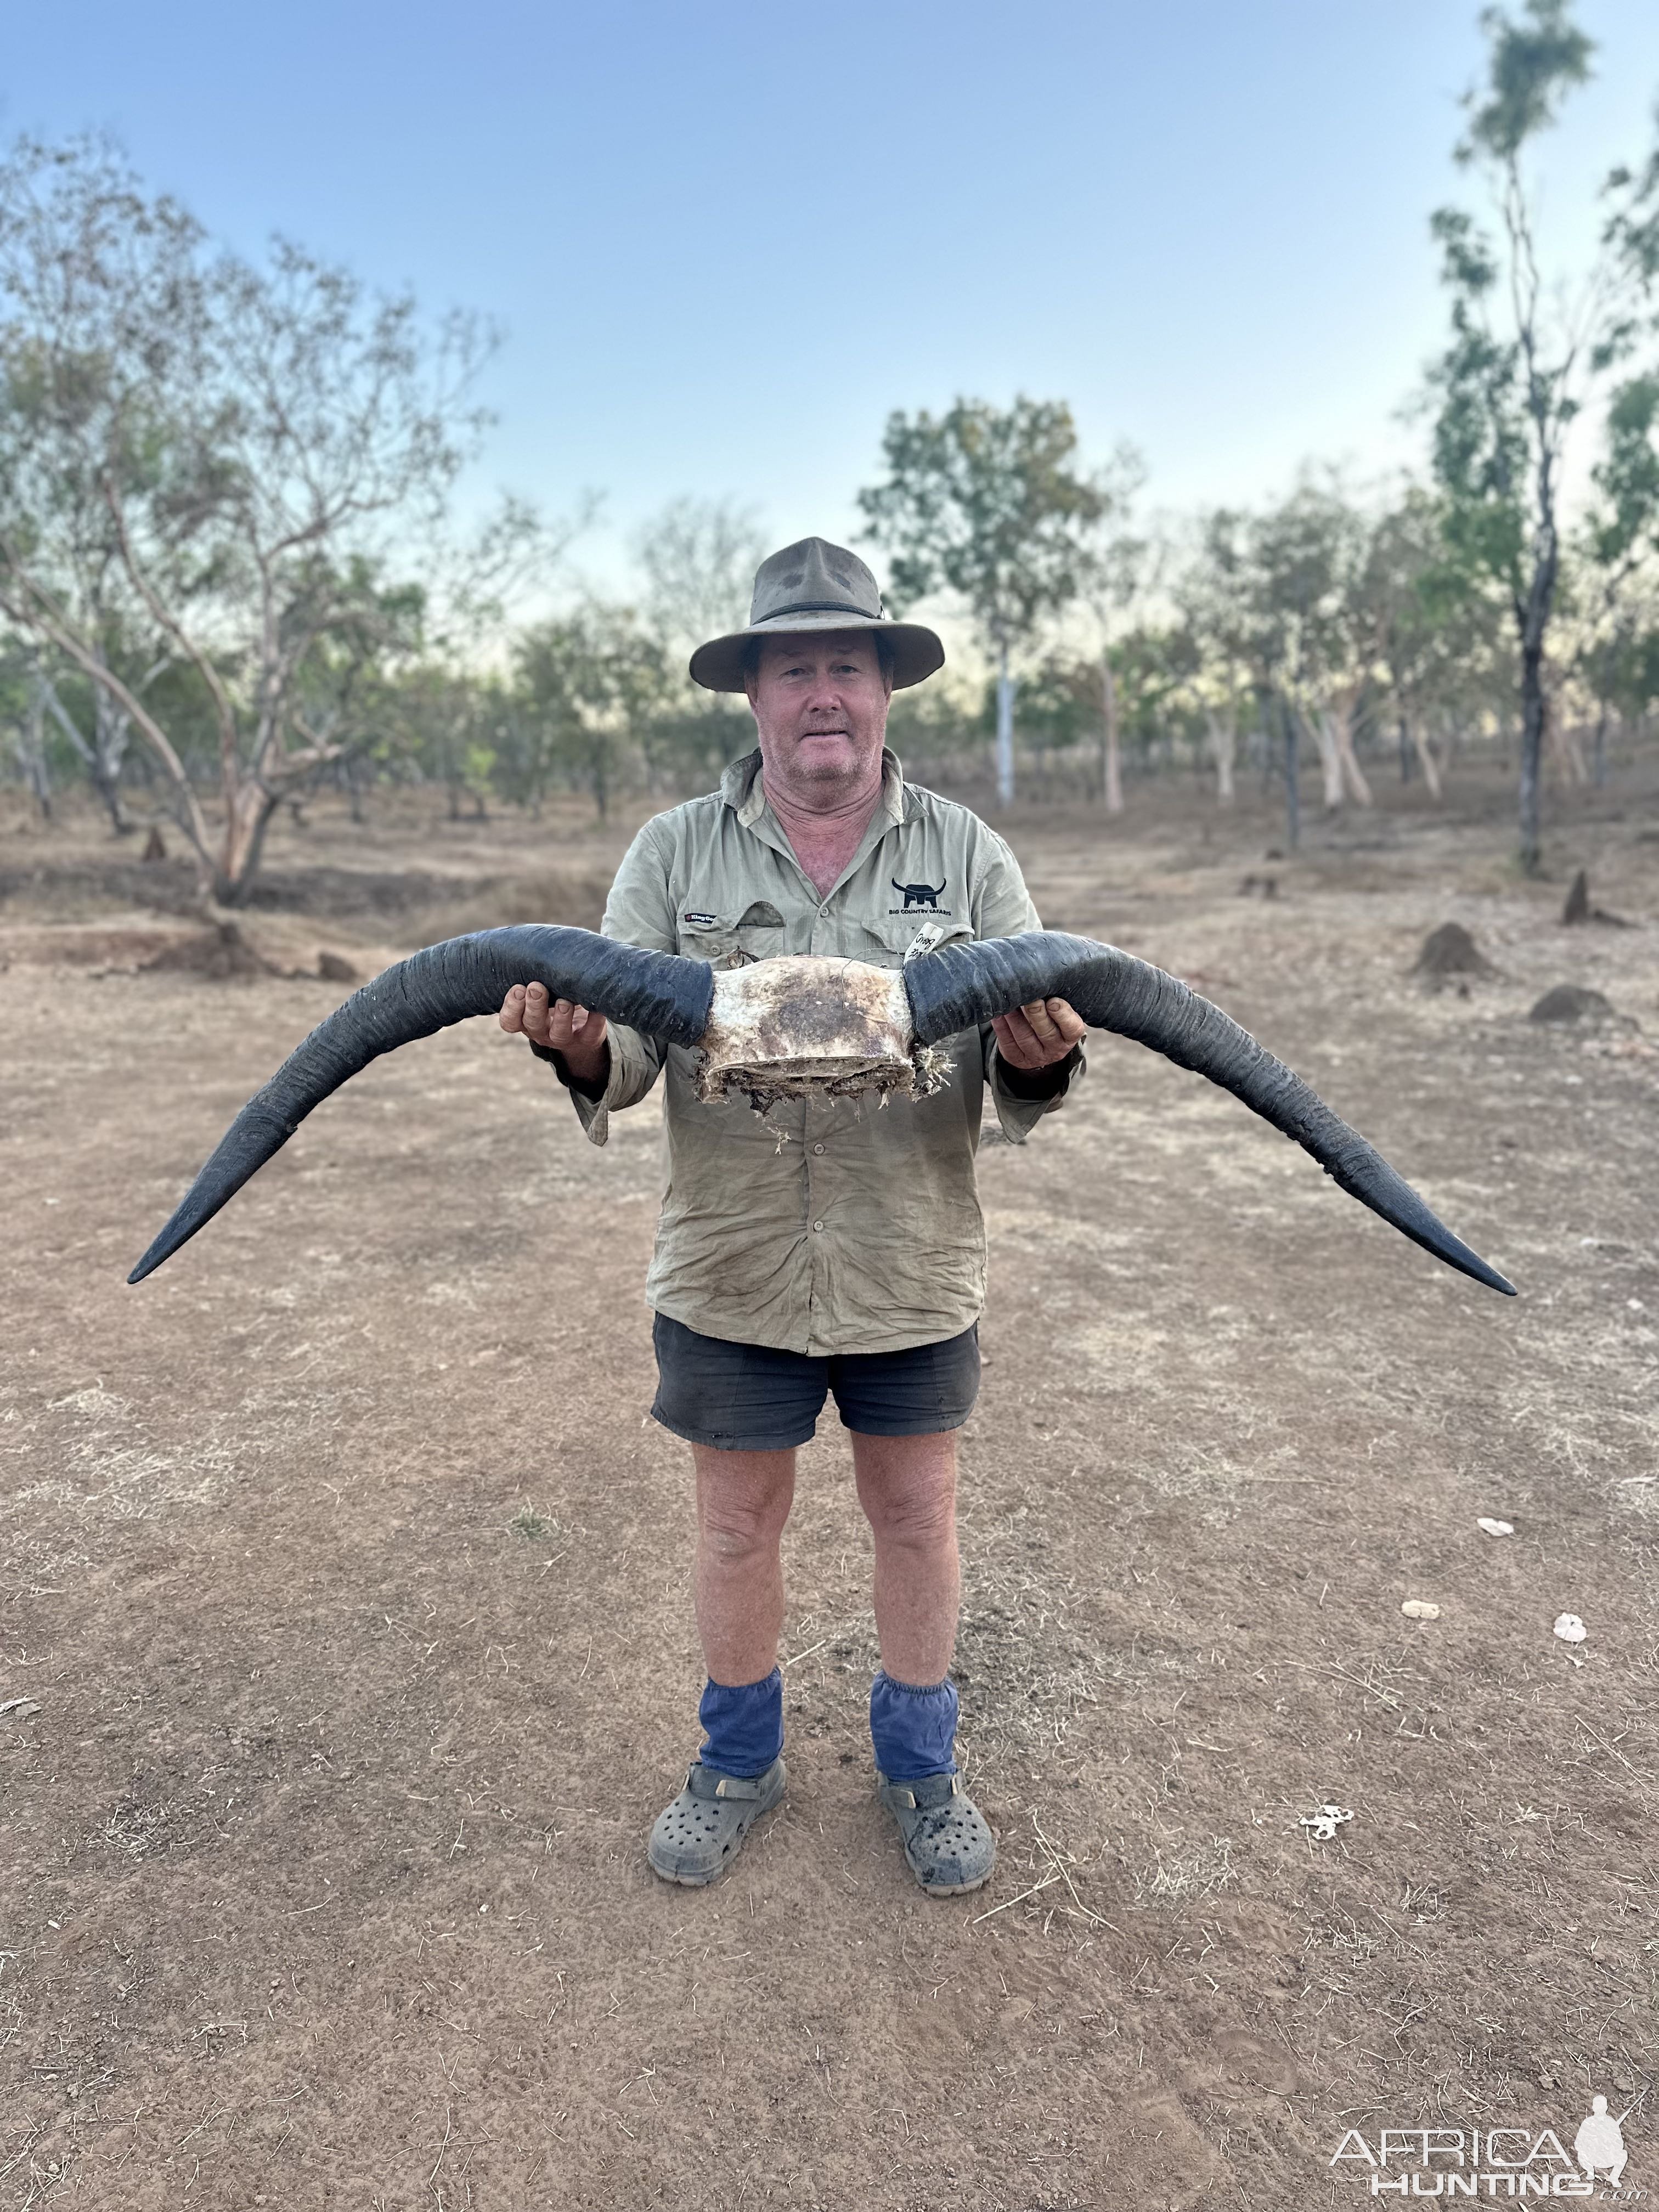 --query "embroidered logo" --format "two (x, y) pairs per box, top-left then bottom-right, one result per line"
(683, 911), (719, 926)
(891, 878), (947, 912)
